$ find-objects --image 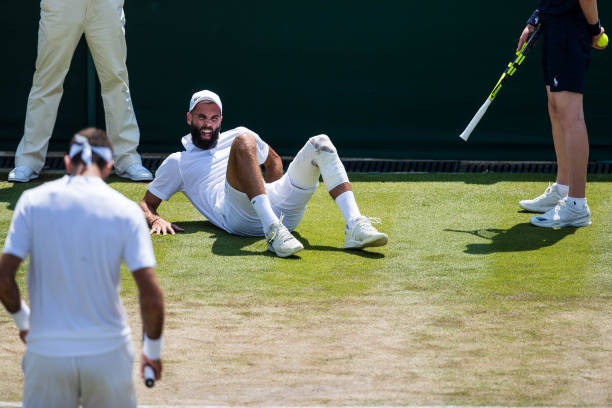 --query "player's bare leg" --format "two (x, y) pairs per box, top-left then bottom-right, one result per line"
(530, 91), (591, 228)
(227, 133), (303, 257)
(518, 86), (569, 213)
